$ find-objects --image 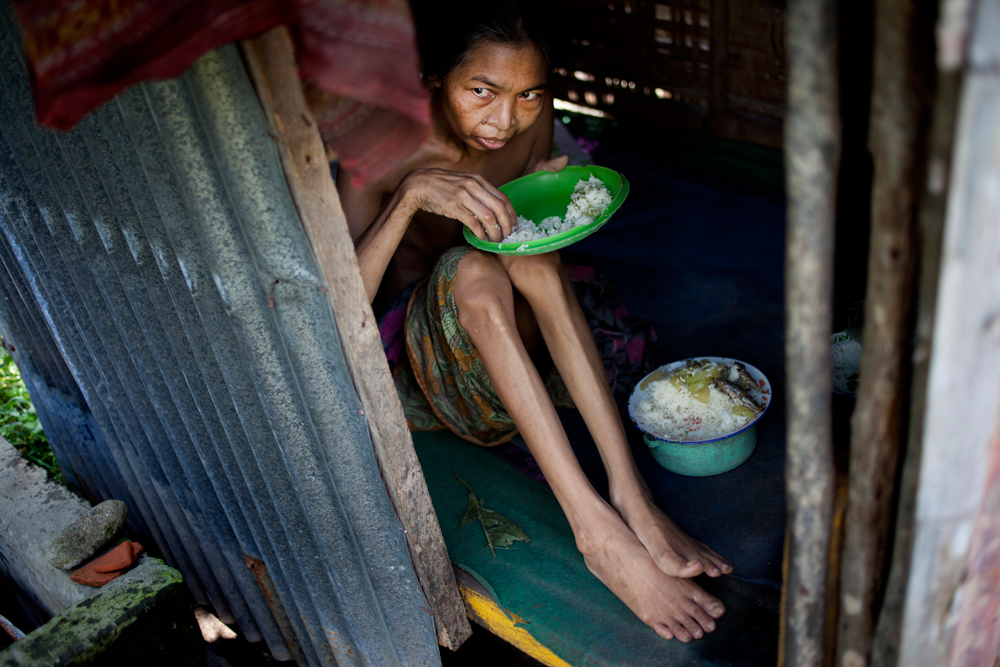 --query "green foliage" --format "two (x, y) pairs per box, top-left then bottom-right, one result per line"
(456, 475), (529, 556)
(0, 351), (62, 484)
